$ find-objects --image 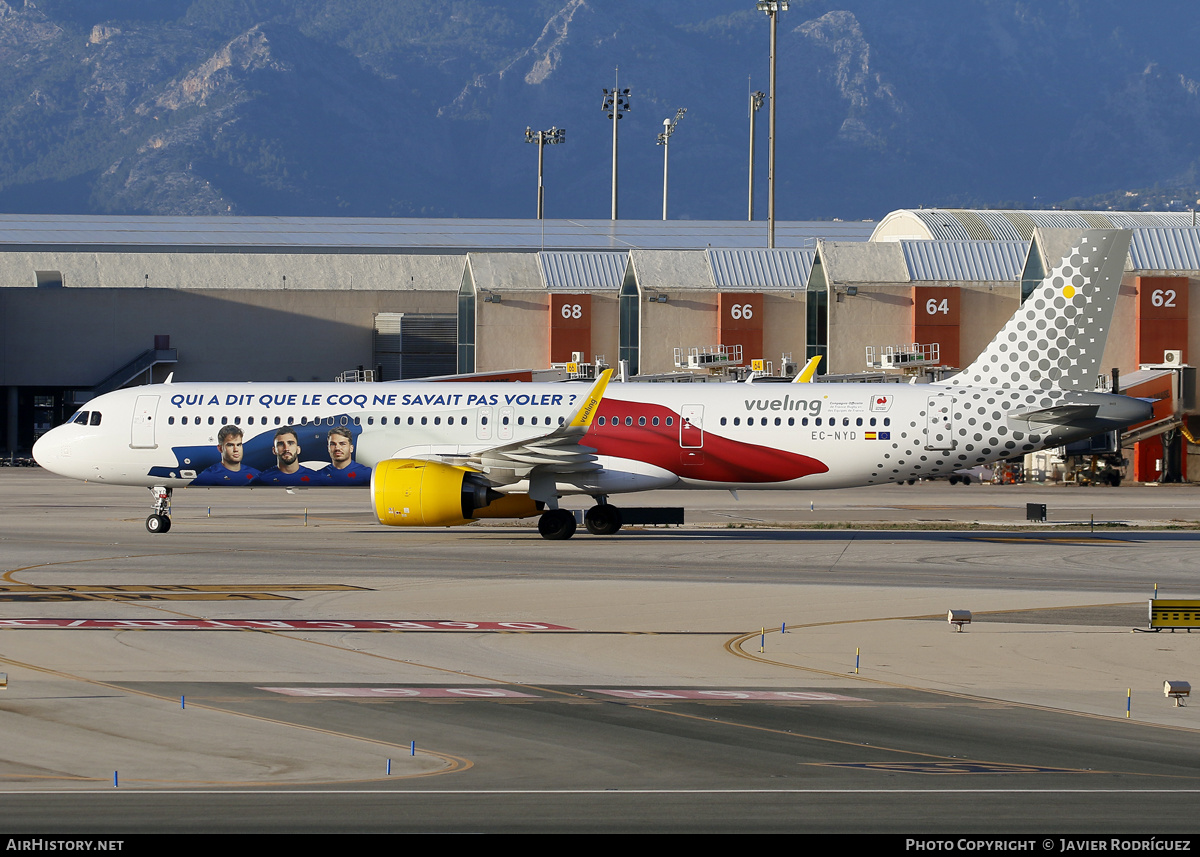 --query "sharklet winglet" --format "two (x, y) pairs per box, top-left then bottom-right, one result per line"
(566, 369), (612, 429)
(793, 356), (822, 383)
